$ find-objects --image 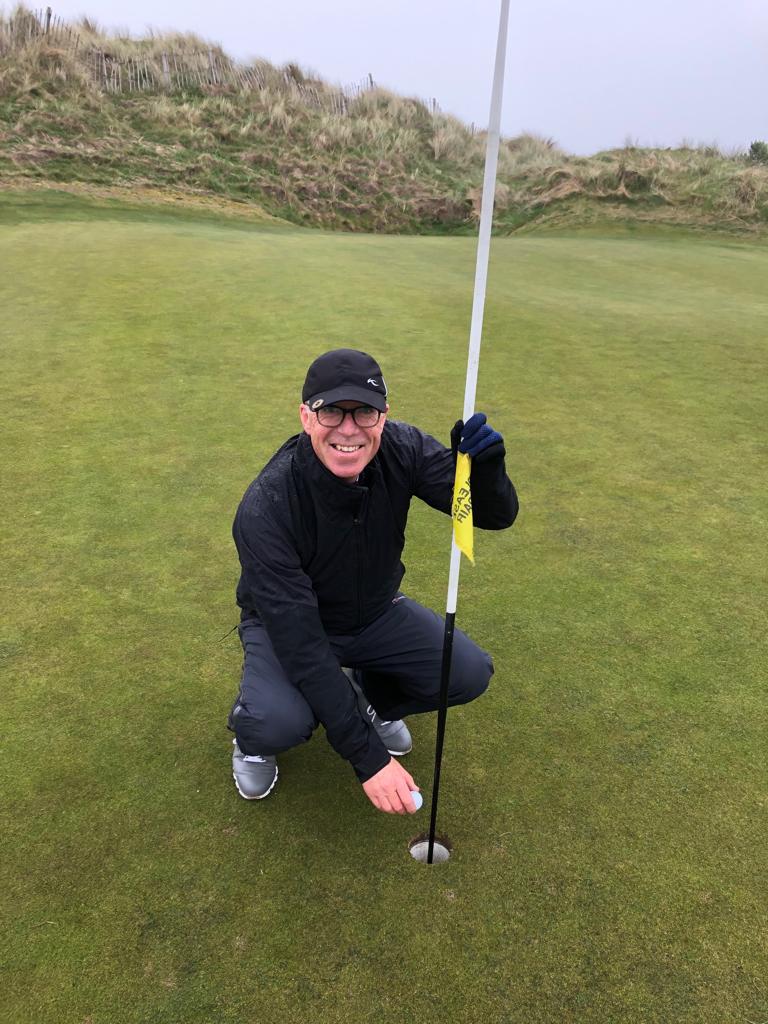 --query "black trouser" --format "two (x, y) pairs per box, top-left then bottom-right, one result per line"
(229, 594), (493, 757)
